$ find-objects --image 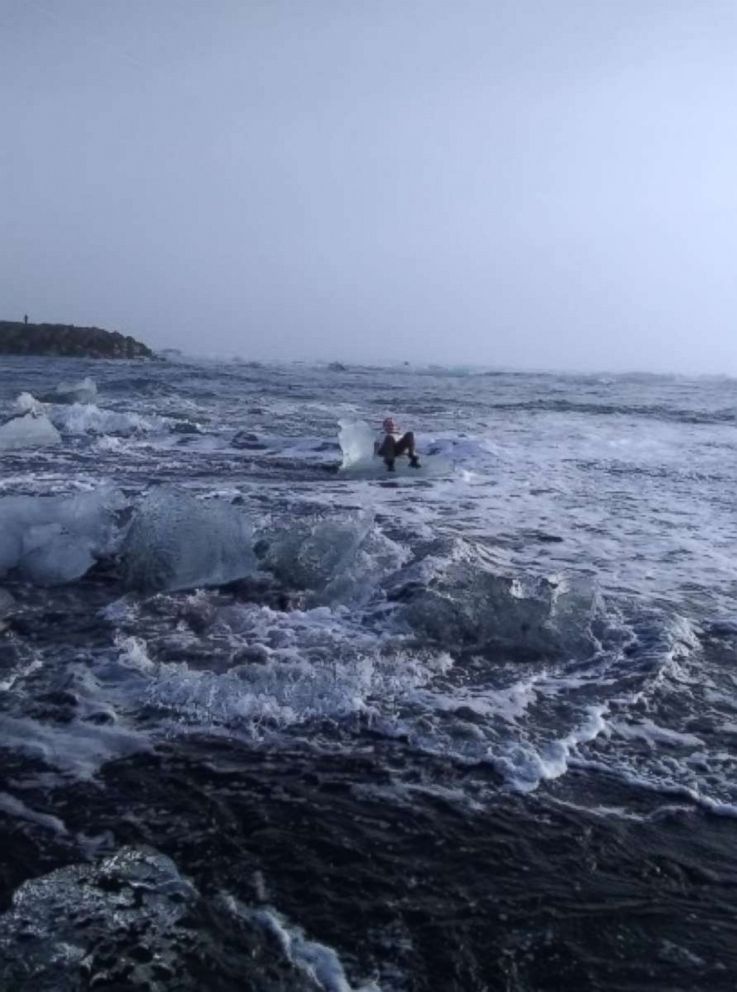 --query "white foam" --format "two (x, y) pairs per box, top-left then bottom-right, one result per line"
(51, 376), (97, 404)
(225, 897), (379, 992)
(609, 718), (705, 749)
(107, 611), (454, 736)
(0, 791), (67, 834)
(492, 705), (609, 792)
(573, 757), (737, 819)
(0, 714), (152, 780)
(51, 402), (164, 436)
